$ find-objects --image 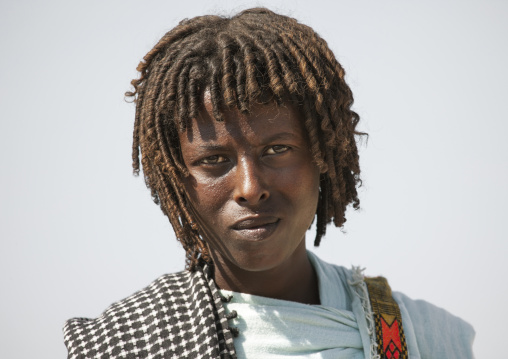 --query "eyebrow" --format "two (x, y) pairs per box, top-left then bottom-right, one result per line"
(194, 132), (301, 150)
(262, 132), (301, 143)
(193, 144), (226, 152)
